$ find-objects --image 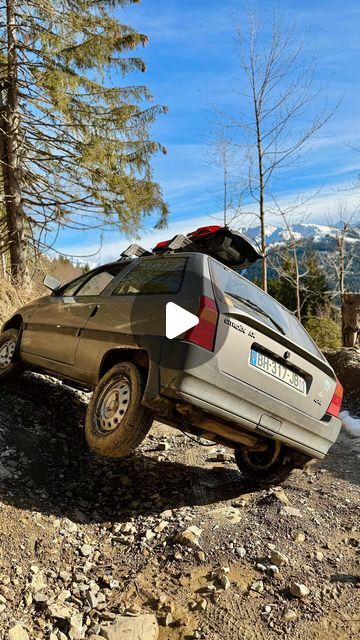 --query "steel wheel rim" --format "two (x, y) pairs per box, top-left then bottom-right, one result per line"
(95, 377), (131, 434)
(0, 338), (16, 370)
